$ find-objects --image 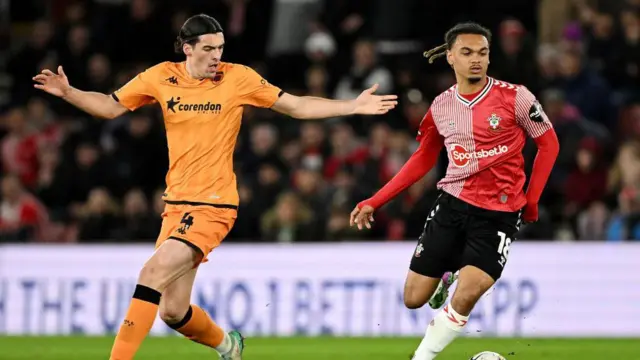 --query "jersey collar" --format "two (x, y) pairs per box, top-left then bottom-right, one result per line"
(454, 77), (494, 108)
(177, 61), (227, 86)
